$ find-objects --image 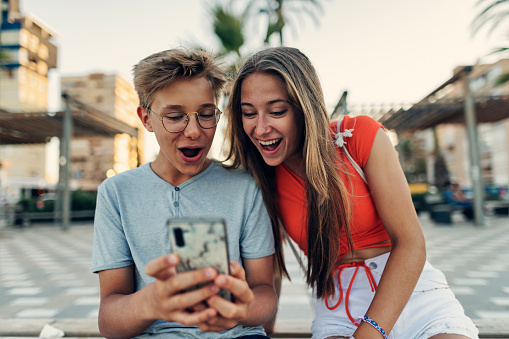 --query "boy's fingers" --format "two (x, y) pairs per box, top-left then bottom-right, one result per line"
(146, 254), (179, 278)
(171, 307), (217, 327)
(206, 294), (235, 316)
(165, 283), (220, 310)
(192, 302), (208, 312)
(166, 268), (218, 293)
(228, 261), (245, 280)
(152, 266), (177, 282)
(213, 274), (254, 304)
